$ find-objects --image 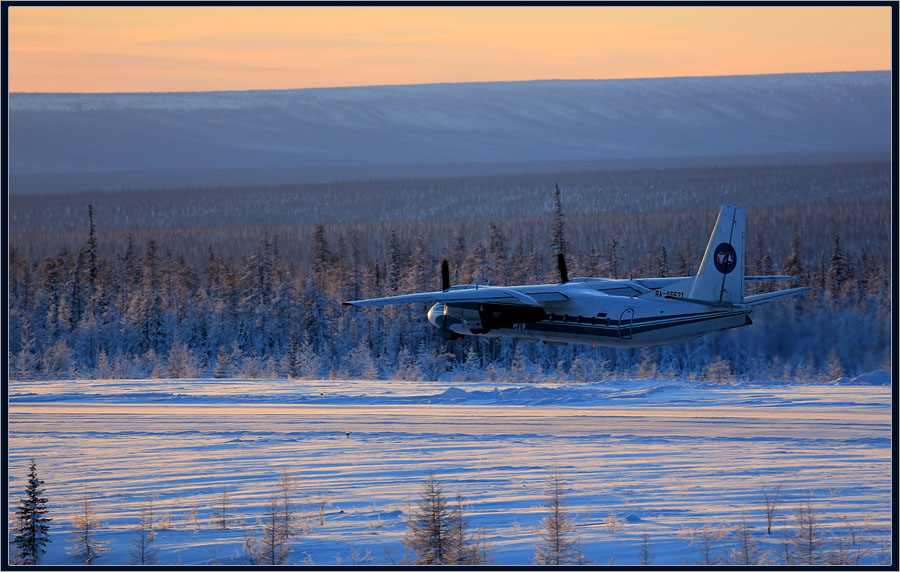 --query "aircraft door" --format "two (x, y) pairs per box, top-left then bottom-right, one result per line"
(618, 308), (634, 340)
